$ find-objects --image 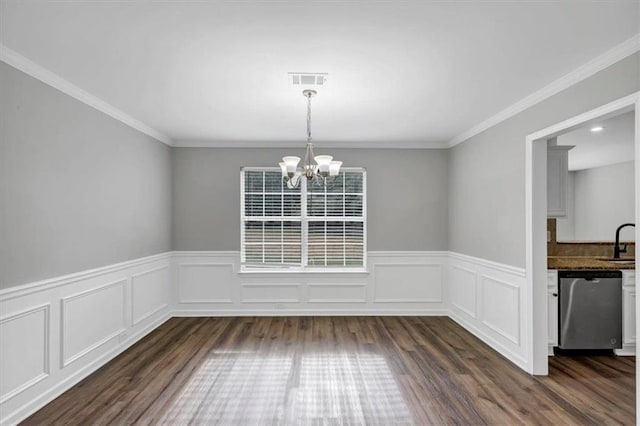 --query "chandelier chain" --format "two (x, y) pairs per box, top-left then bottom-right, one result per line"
(306, 91), (312, 141)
